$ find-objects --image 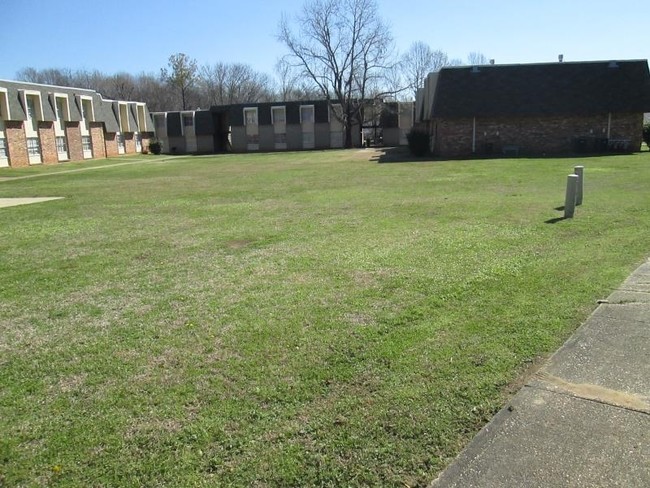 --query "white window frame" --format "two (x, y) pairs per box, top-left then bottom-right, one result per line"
(27, 137), (42, 164)
(116, 133), (125, 154)
(53, 93), (70, 137)
(55, 136), (67, 153)
(22, 90), (44, 120)
(82, 135), (92, 151)
(56, 136), (68, 161)
(0, 138), (8, 158)
(80, 96), (95, 122)
(80, 96), (95, 136)
(22, 90), (44, 136)
(271, 106), (286, 124)
(81, 135), (93, 158)
(0, 137), (8, 167)
(244, 107), (259, 151)
(118, 103), (130, 133)
(27, 138), (41, 155)
(182, 113), (194, 127)
(54, 93), (70, 122)
(243, 107), (258, 126)
(136, 103), (147, 131)
(300, 105), (315, 124)
(0, 88), (10, 120)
